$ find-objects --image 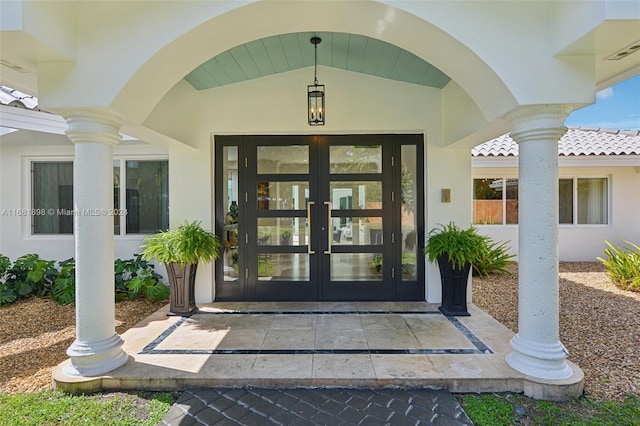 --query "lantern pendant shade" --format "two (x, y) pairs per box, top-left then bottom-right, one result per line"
(308, 84), (325, 126)
(308, 36), (325, 126)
